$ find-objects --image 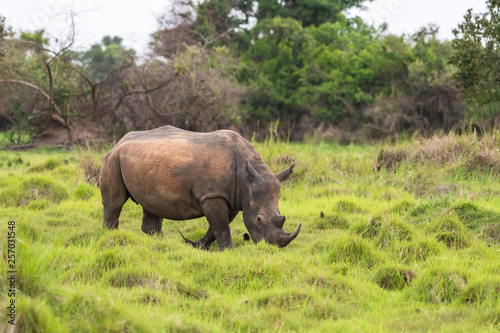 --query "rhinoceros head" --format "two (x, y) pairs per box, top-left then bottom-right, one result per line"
(241, 162), (301, 248)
